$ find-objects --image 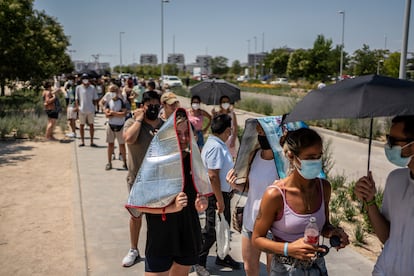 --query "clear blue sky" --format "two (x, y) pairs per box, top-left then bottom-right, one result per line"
(34, 0), (413, 68)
